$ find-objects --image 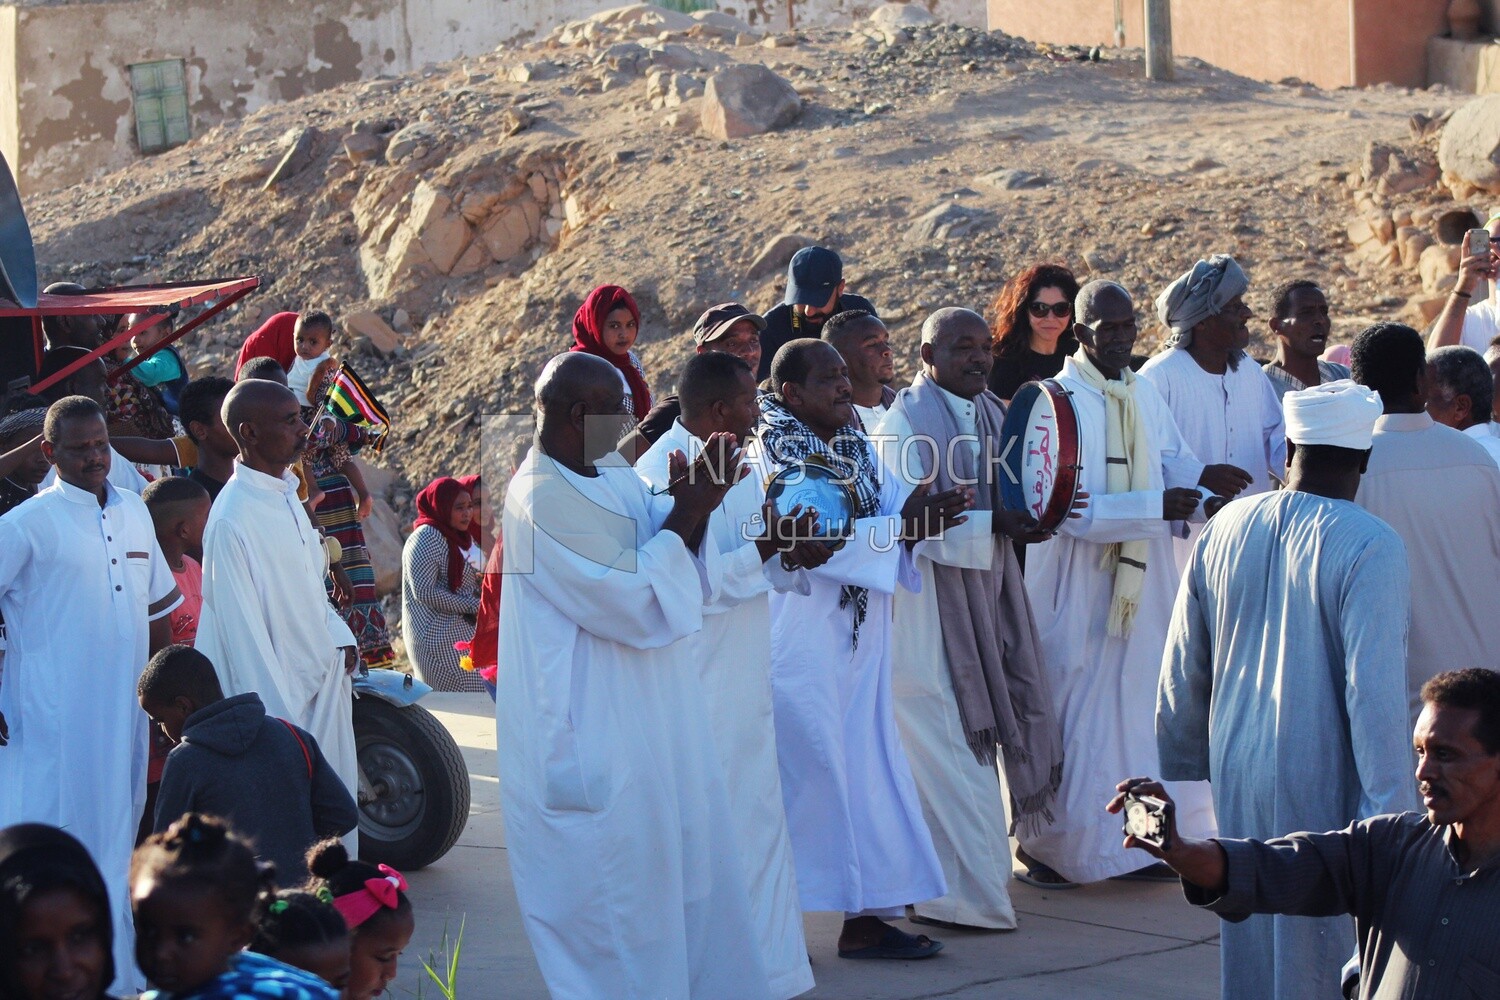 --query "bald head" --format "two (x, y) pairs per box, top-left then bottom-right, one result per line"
(220, 378), (307, 473)
(535, 352), (629, 466)
(1075, 281), (1133, 326)
(536, 352), (624, 413)
(920, 308), (994, 399)
(921, 307), (988, 346)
